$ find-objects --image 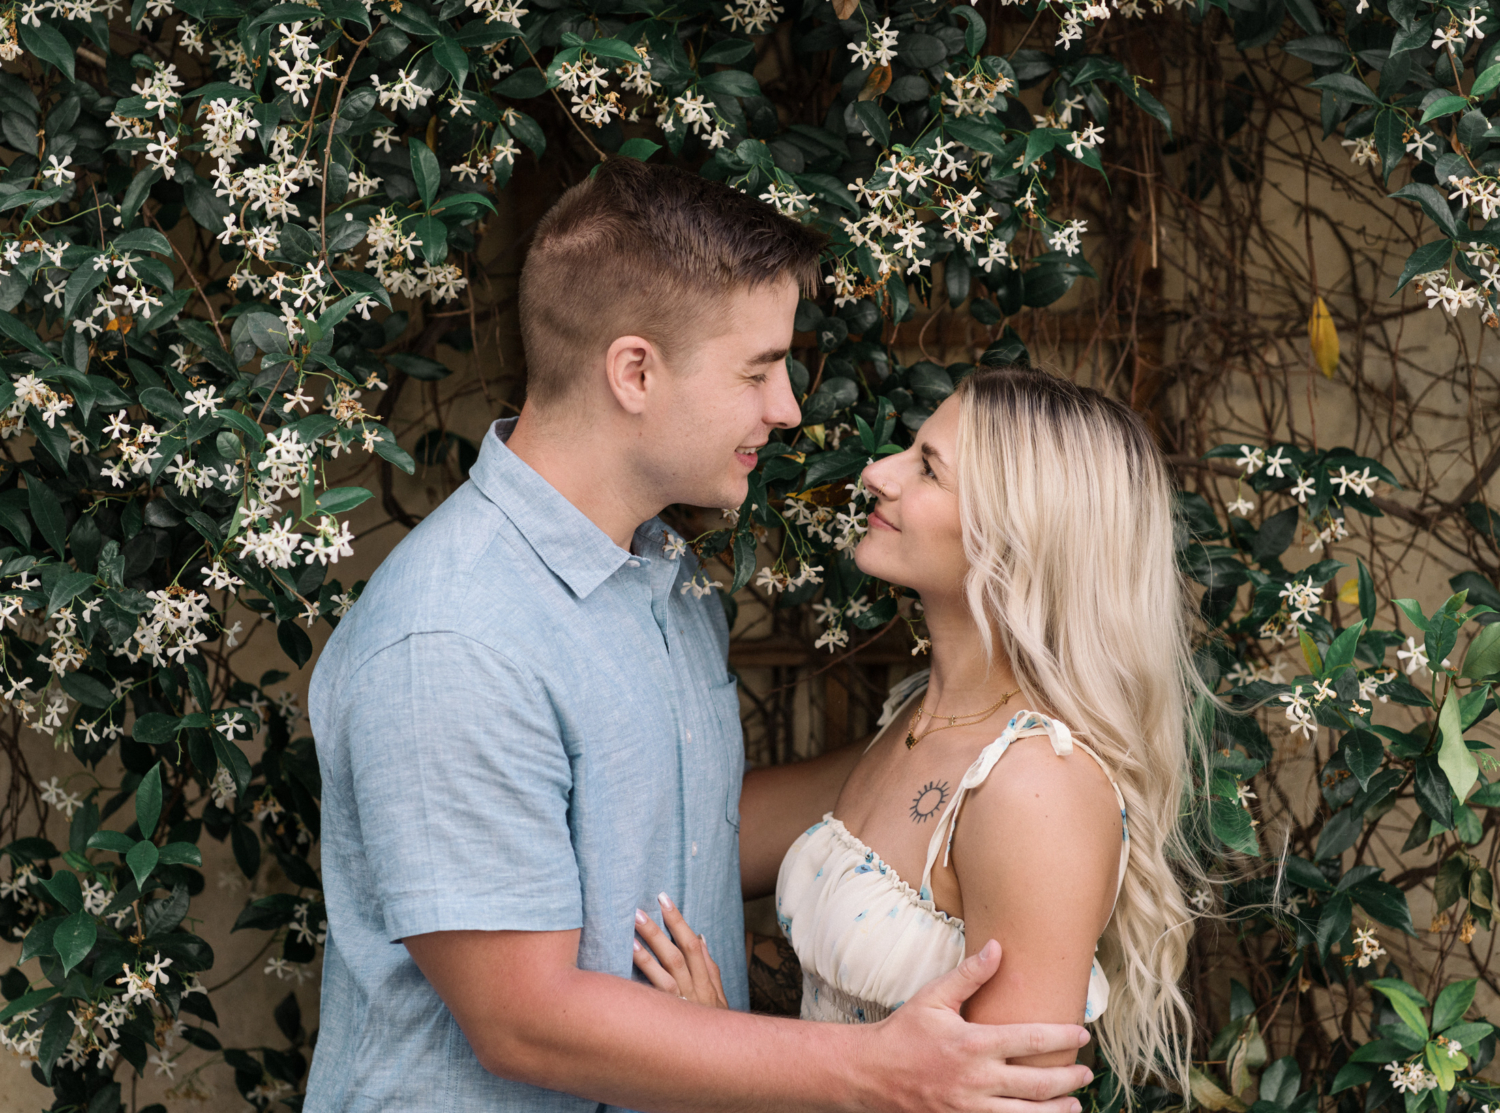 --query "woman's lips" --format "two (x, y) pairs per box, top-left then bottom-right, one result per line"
(868, 508), (899, 531)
